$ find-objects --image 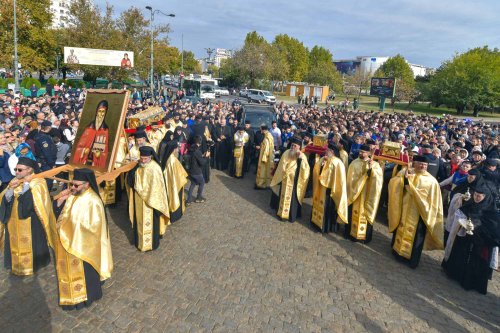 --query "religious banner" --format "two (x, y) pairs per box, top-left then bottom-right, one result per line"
(69, 89), (129, 173)
(64, 47), (134, 68)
